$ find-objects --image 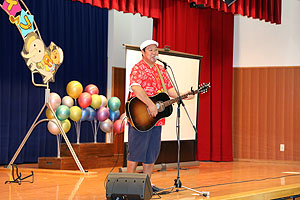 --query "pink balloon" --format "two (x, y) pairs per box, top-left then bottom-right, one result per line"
(113, 119), (125, 134)
(48, 92), (61, 110)
(47, 121), (60, 135)
(96, 106), (109, 122)
(84, 84), (99, 95)
(78, 92), (92, 108)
